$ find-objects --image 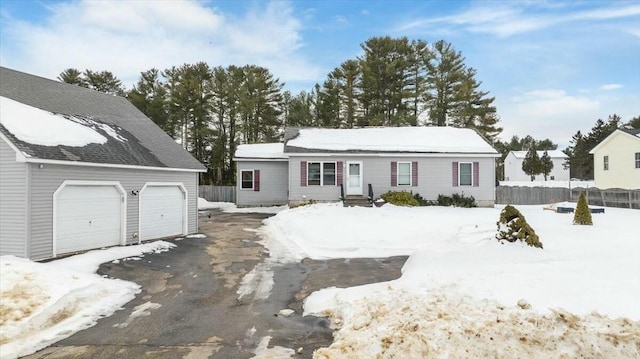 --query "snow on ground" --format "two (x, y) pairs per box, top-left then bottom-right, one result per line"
(500, 180), (594, 188)
(0, 241), (174, 359)
(198, 197), (286, 214)
(259, 203), (640, 358)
